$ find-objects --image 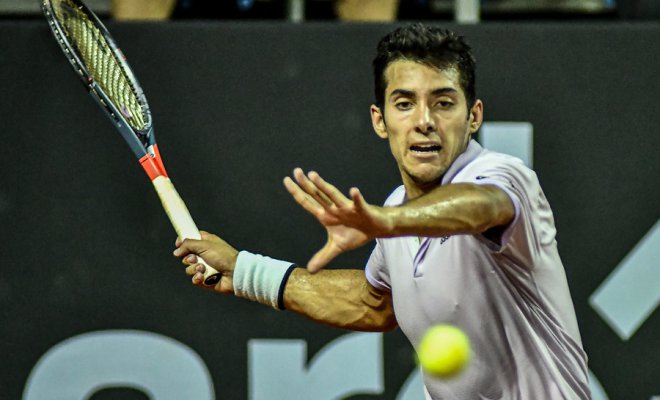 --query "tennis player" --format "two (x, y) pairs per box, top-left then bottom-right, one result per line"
(174, 24), (590, 399)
